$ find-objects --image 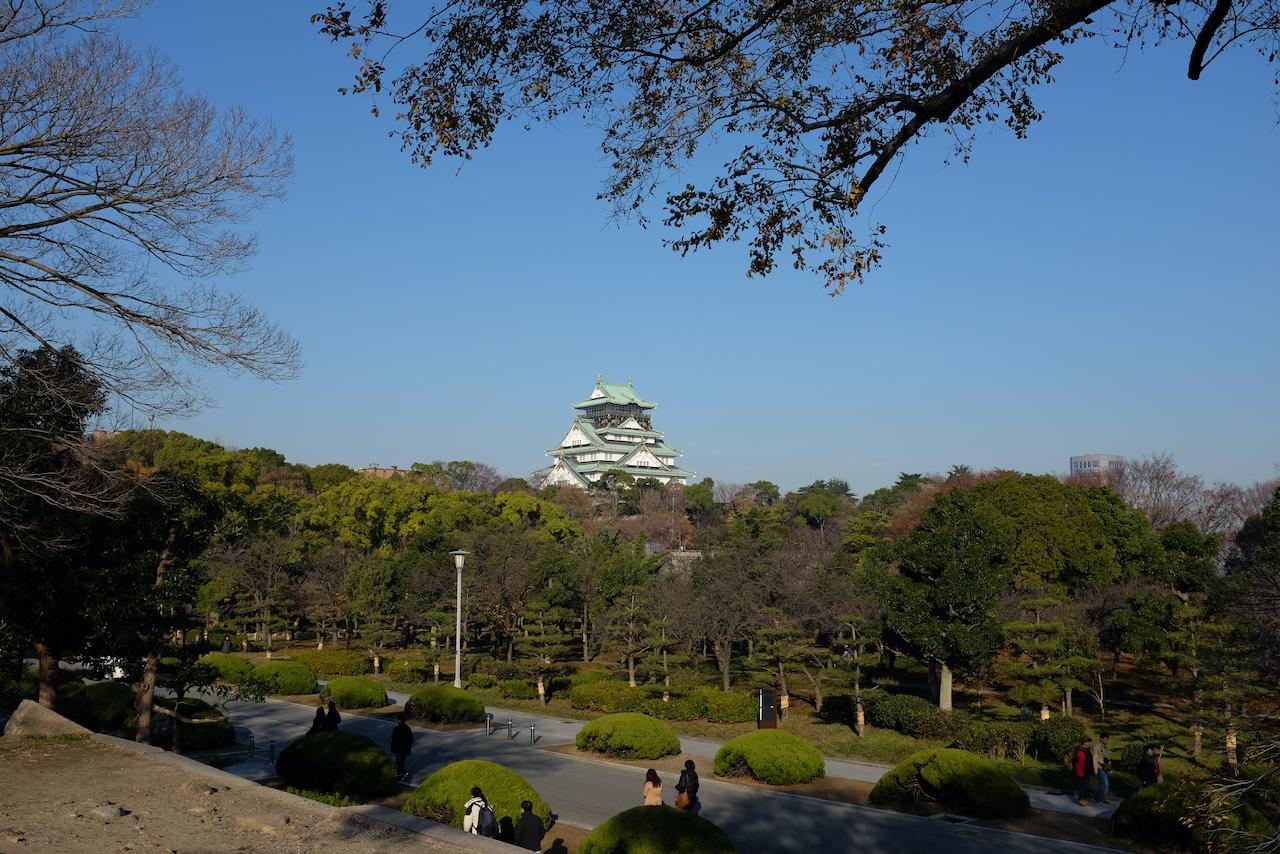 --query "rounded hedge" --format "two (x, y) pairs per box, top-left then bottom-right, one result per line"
(196, 652), (253, 684)
(386, 659), (432, 683)
(320, 676), (388, 710)
(1110, 780), (1274, 851)
(290, 649), (372, 676)
(714, 730), (825, 785)
(468, 673), (497, 689)
(498, 679), (538, 700)
(276, 731), (398, 799)
(58, 680), (135, 733)
(950, 721), (1034, 761)
(570, 681), (652, 714)
(579, 805), (737, 854)
(702, 689), (757, 724)
(1029, 716), (1088, 762)
(405, 685), (485, 723)
(153, 697), (235, 750)
(577, 713), (681, 760)
(252, 661), (318, 695)
(404, 759), (550, 830)
(870, 748), (1029, 819)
